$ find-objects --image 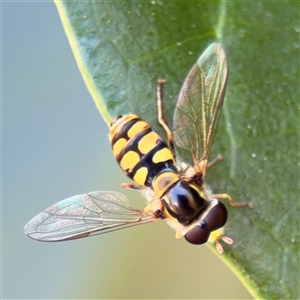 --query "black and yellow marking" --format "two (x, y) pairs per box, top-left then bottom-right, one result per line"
(110, 114), (177, 188)
(23, 45), (252, 254)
